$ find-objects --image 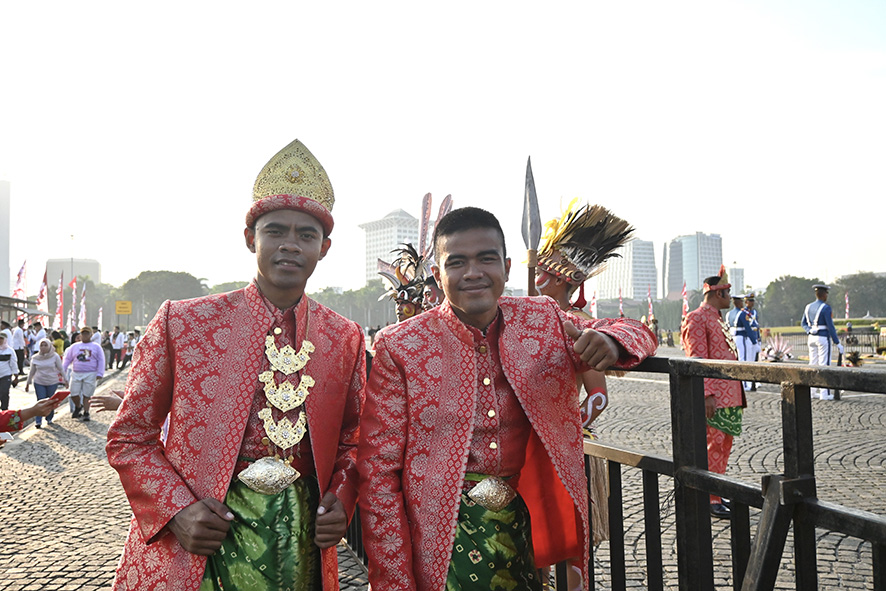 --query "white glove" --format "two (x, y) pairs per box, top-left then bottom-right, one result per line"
(838, 344), (845, 355)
